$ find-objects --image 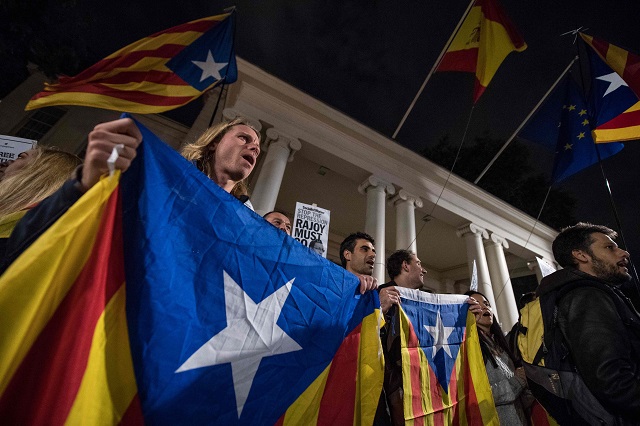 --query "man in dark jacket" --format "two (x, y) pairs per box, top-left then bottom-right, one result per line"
(375, 249), (424, 425)
(537, 222), (640, 425)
